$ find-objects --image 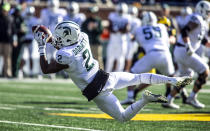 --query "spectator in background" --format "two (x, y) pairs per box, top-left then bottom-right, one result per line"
(82, 6), (104, 69)
(11, 5), (27, 78)
(64, 1), (86, 27)
(0, 3), (16, 78)
(100, 25), (110, 68)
